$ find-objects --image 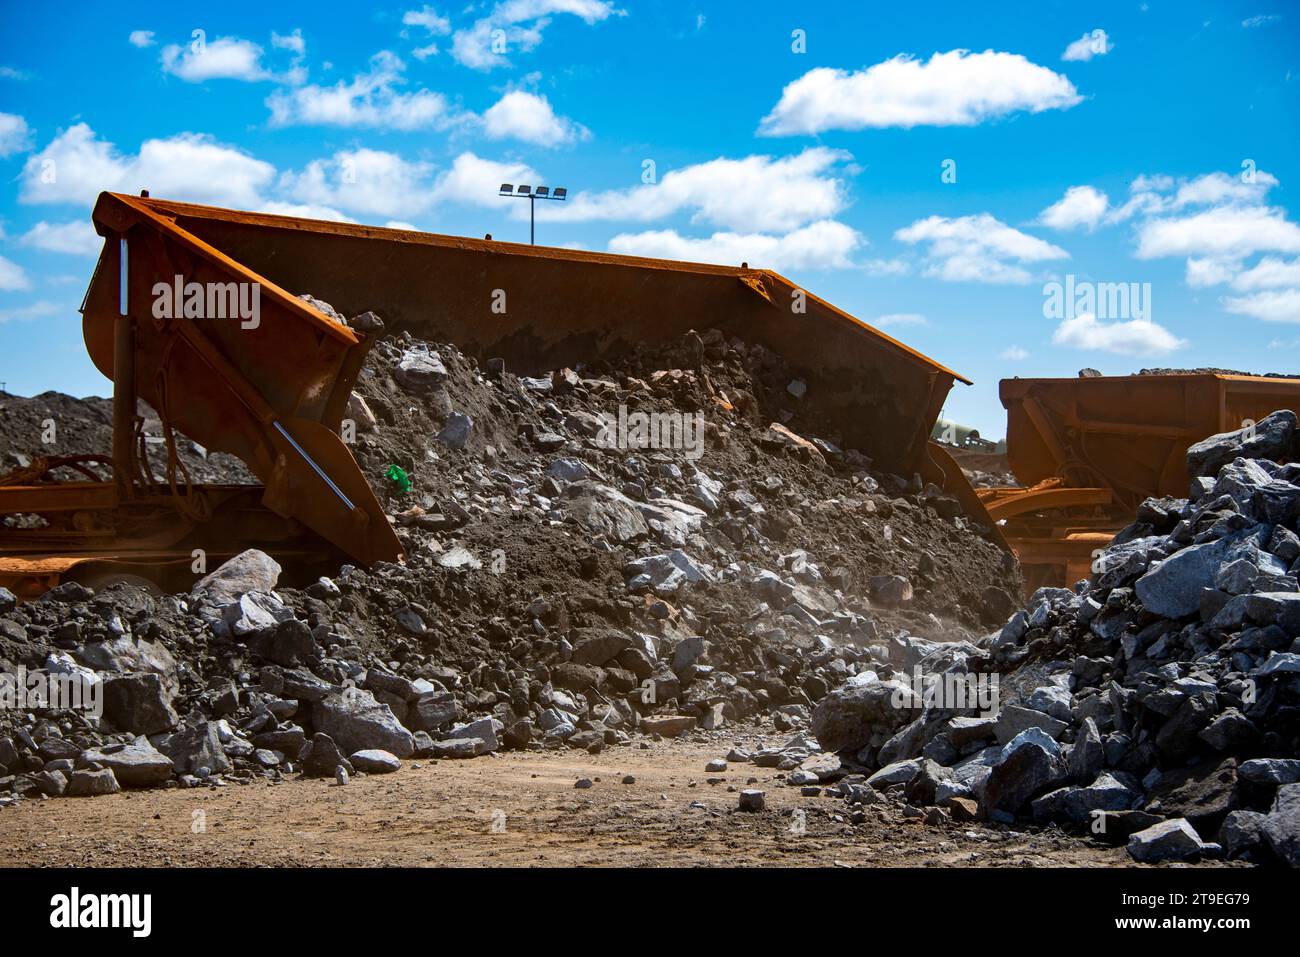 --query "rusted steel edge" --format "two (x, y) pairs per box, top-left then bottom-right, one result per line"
(119, 193), (973, 387)
(92, 192), (360, 347)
